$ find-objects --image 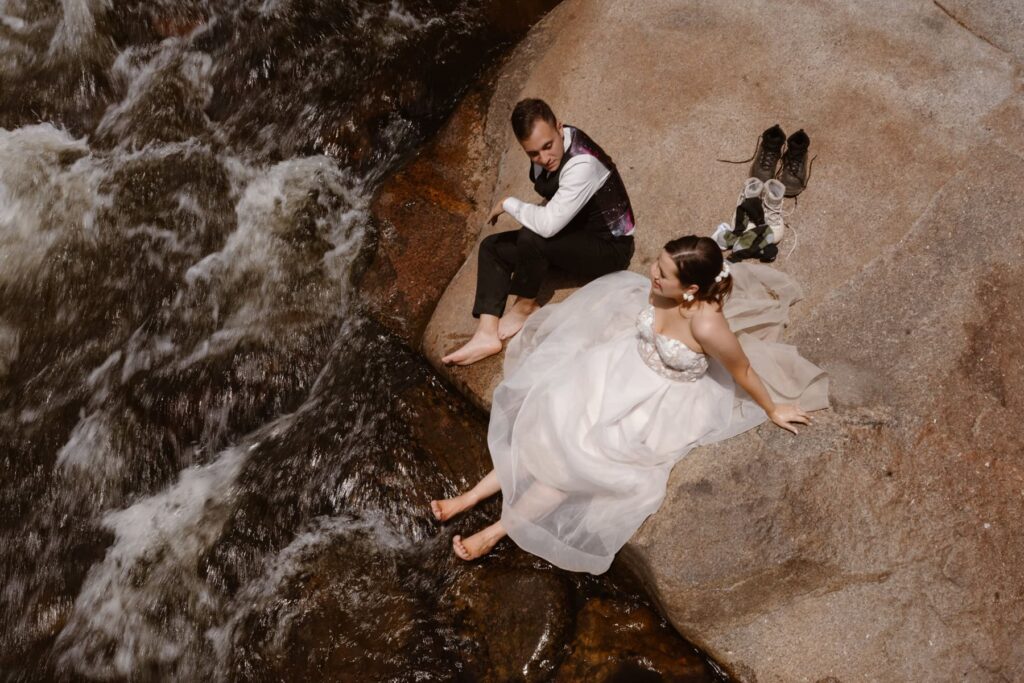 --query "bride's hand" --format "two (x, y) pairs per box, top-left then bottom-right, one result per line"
(768, 404), (811, 434)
